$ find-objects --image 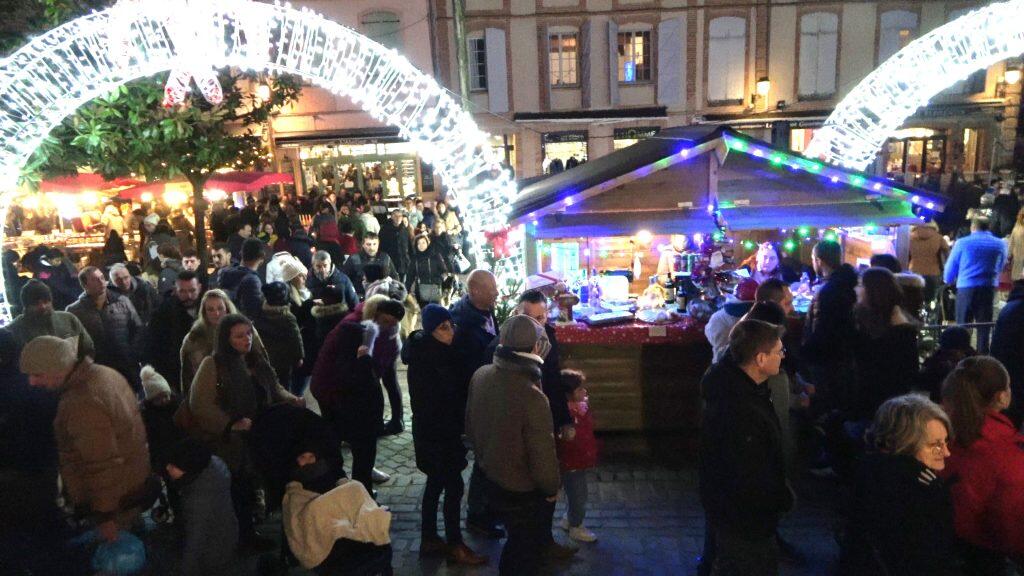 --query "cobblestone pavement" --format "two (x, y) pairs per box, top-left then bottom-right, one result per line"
(149, 367), (842, 575)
